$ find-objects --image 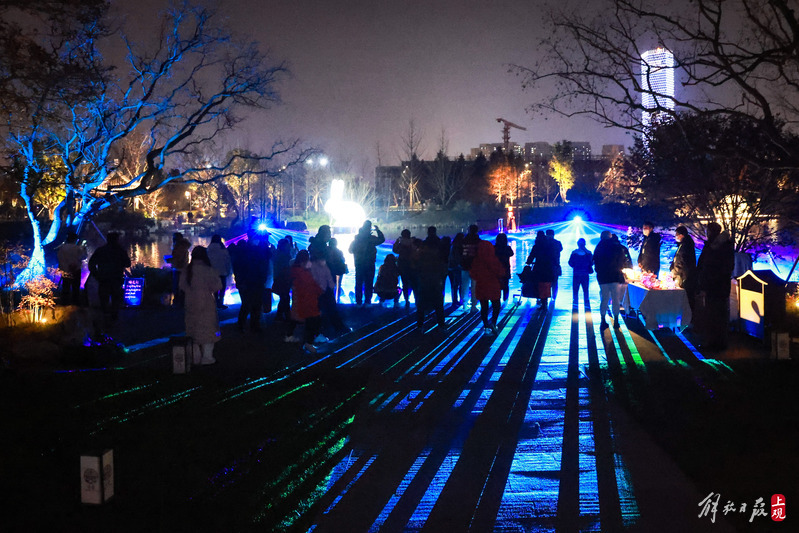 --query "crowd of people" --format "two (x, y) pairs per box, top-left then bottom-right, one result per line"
(54, 218), (741, 361)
